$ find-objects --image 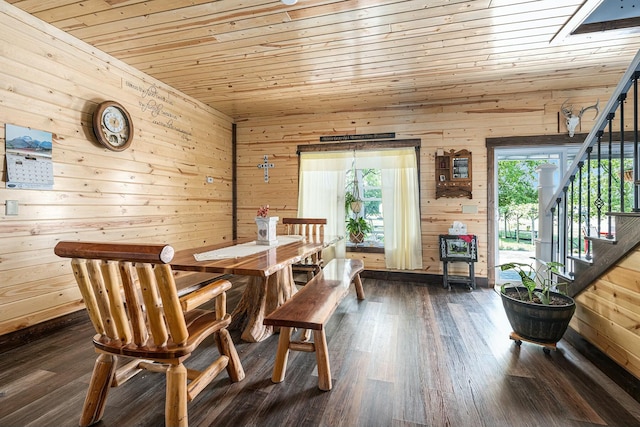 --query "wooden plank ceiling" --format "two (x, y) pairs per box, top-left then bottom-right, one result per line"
(8, 0), (640, 119)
